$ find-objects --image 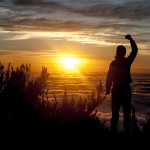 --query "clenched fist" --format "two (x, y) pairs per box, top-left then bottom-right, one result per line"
(125, 34), (132, 40)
